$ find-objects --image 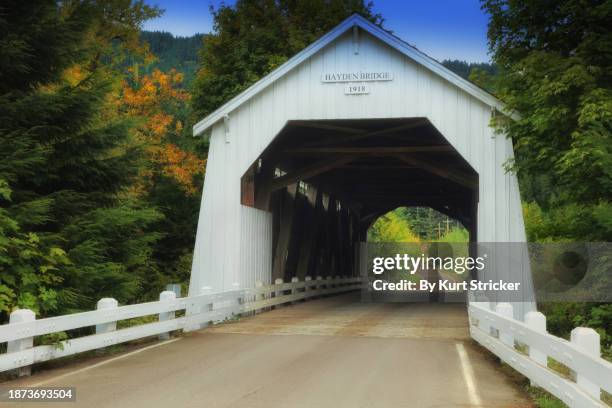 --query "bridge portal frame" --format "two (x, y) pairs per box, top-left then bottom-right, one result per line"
(189, 15), (530, 316)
